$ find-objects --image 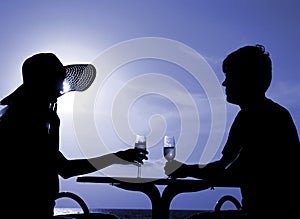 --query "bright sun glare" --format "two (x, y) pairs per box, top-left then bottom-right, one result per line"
(58, 90), (75, 114)
(62, 80), (71, 94)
